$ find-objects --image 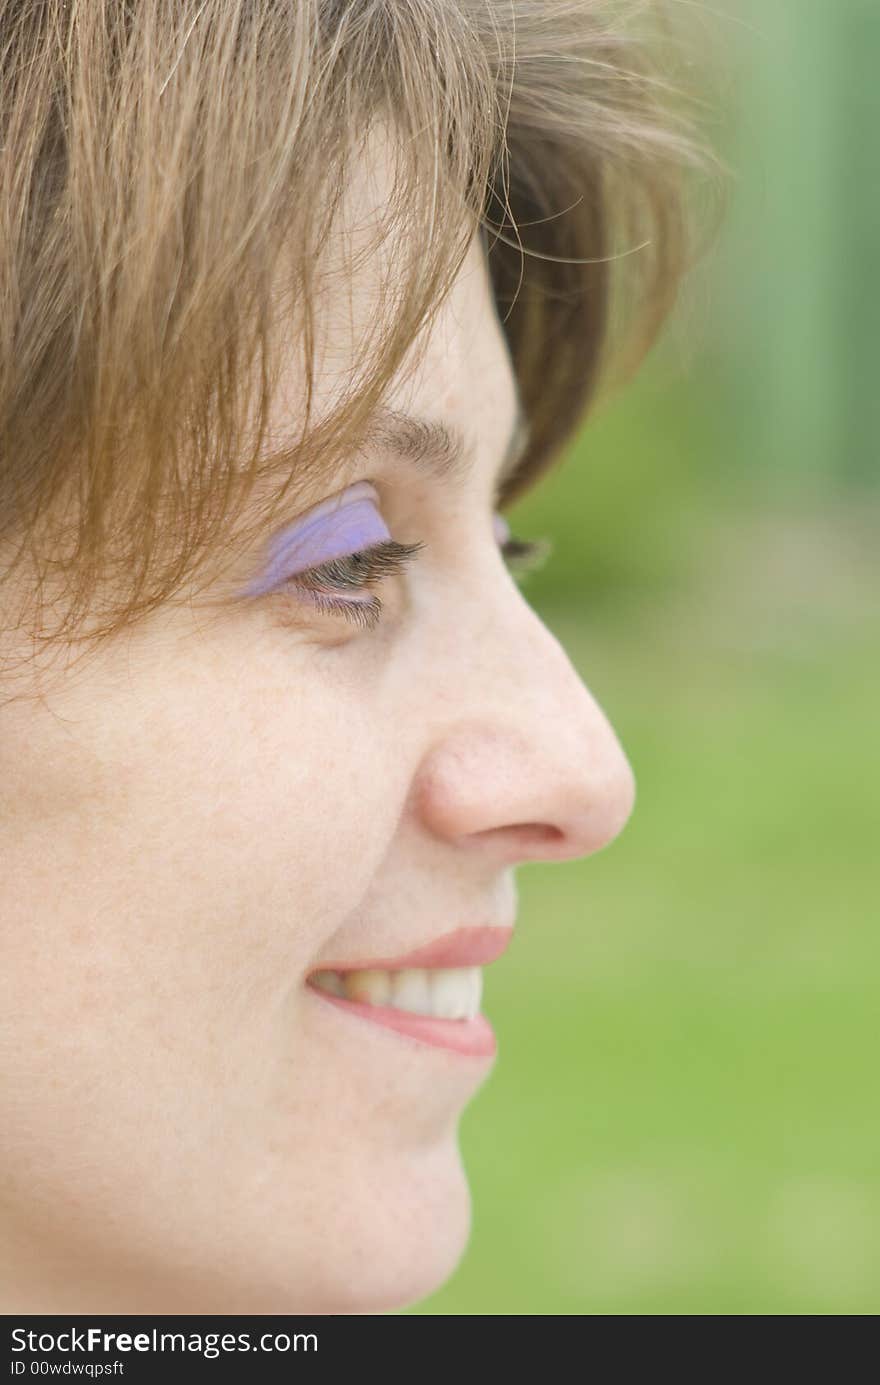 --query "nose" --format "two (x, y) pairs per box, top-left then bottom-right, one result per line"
(411, 592), (637, 867)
